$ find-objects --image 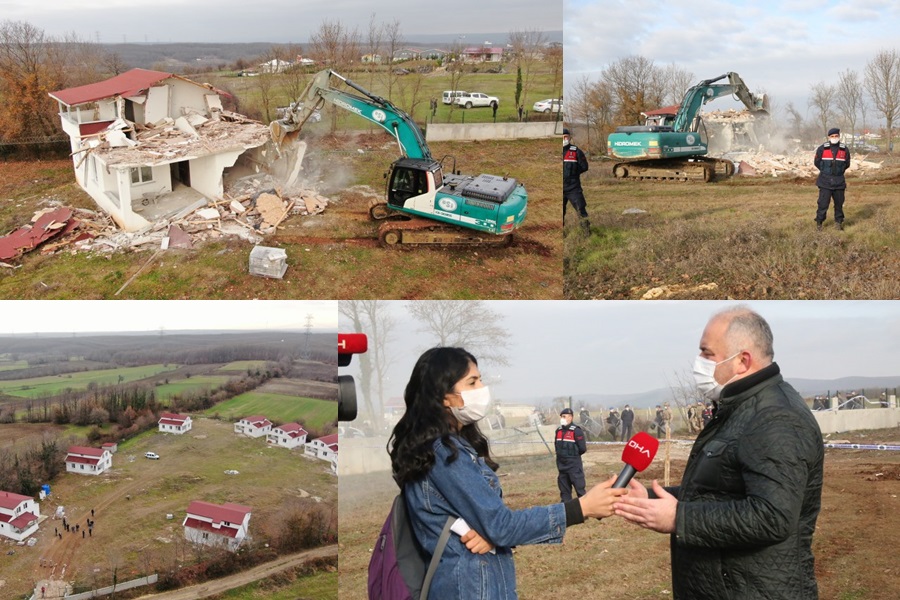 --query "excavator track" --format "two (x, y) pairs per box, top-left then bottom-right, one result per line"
(377, 217), (514, 248)
(612, 157), (735, 182)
